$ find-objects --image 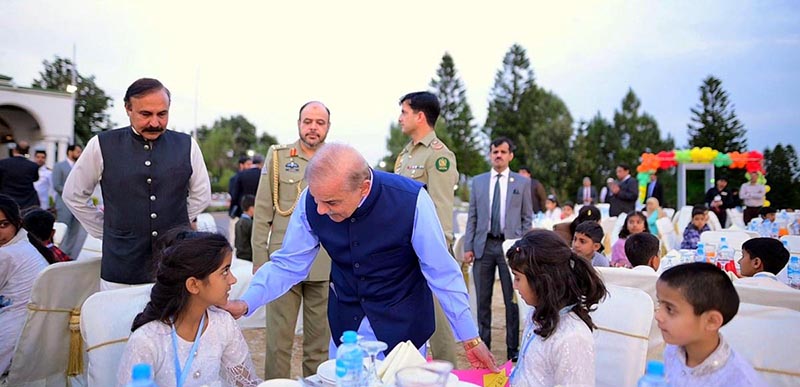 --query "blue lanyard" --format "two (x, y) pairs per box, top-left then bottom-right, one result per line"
(171, 313), (206, 387)
(510, 304), (575, 383)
